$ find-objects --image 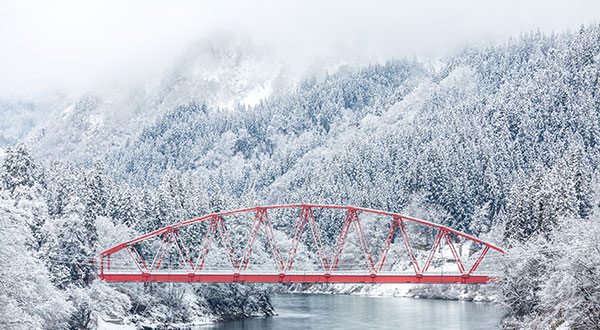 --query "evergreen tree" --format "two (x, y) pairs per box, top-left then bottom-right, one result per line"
(46, 195), (97, 289)
(0, 143), (47, 248)
(566, 140), (593, 219)
(0, 190), (72, 329)
(0, 143), (42, 194)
